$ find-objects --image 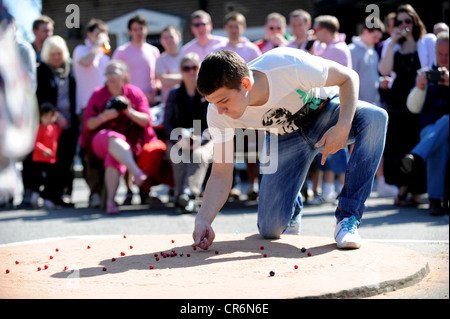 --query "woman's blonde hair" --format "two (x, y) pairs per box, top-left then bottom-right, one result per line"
(40, 35), (70, 64)
(180, 52), (200, 68)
